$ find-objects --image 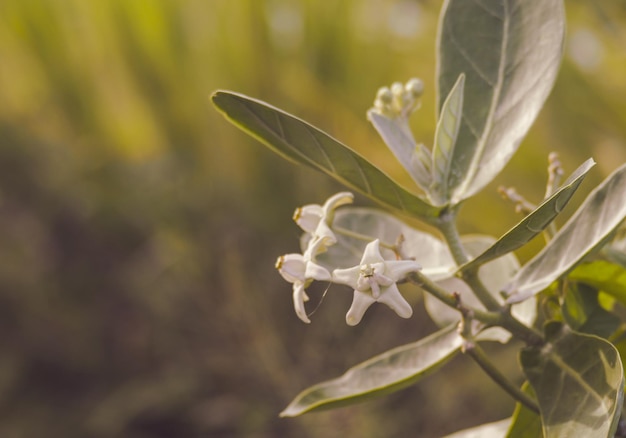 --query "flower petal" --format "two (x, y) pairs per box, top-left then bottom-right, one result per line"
(276, 254), (306, 283)
(314, 220), (337, 246)
(377, 284), (413, 319)
(292, 282), (311, 323)
(332, 266), (362, 289)
(305, 260), (331, 282)
(346, 290), (376, 326)
(322, 191), (354, 215)
(360, 240), (386, 264)
(293, 204), (323, 233)
(303, 235), (327, 259)
(385, 260), (421, 282)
